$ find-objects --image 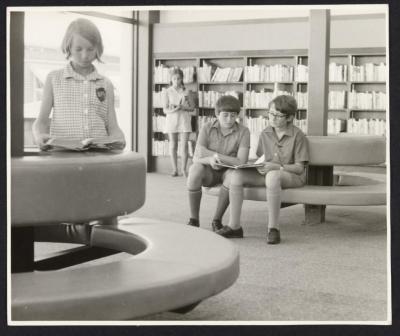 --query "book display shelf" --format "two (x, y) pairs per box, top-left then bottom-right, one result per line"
(151, 48), (386, 169)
